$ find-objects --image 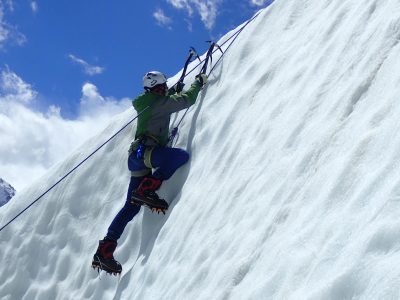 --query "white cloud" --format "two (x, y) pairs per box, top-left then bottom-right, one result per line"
(68, 54), (105, 76)
(185, 18), (193, 32)
(0, 69), (131, 191)
(0, 67), (37, 103)
(0, 2), (10, 45)
(196, 1), (220, 30)
(250, 0), (270, 6)
(166, 0), (222, 30)
(167, 0), (193, 15)
(30, 1), (38, 13)
(0, 0), (26, 48)
(153, 8), (173, 28)
(80, 82), (130, 118)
